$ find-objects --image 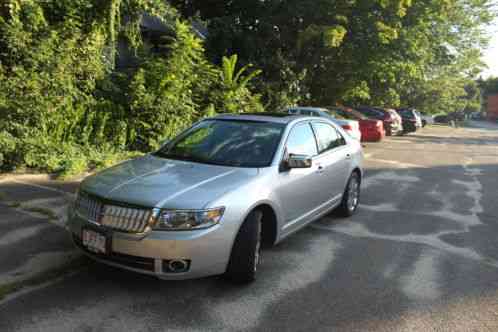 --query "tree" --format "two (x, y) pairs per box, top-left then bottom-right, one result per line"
(209, 54), (264, 113)
(172, 0), (495, 112)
